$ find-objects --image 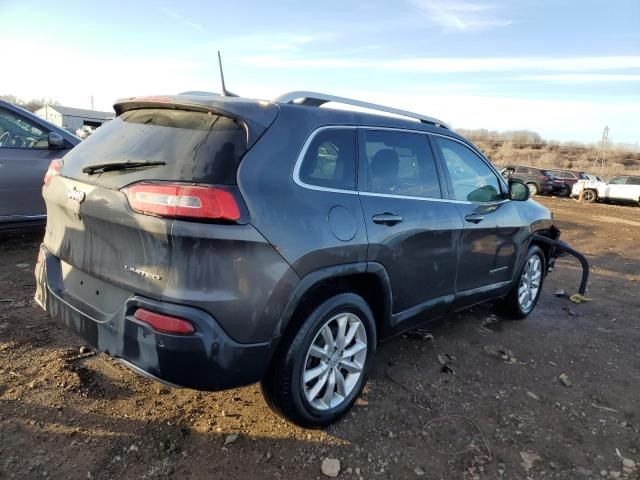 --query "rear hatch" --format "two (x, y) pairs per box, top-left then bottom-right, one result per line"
(42, 96), (278, 303)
